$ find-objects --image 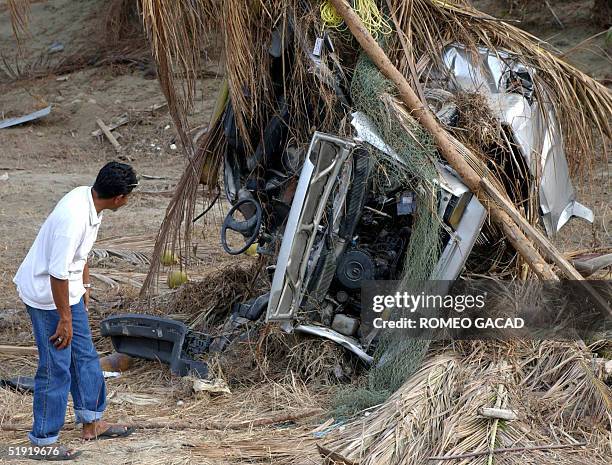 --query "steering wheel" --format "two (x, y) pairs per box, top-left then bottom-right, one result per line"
(221, 198), (263, 255)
